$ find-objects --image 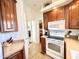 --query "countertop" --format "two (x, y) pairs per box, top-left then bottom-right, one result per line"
(41, 35), (48, 38)
(41, 35), (64, 40)
(3, 40), (24, 58)
(65, 38), (79, 59)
